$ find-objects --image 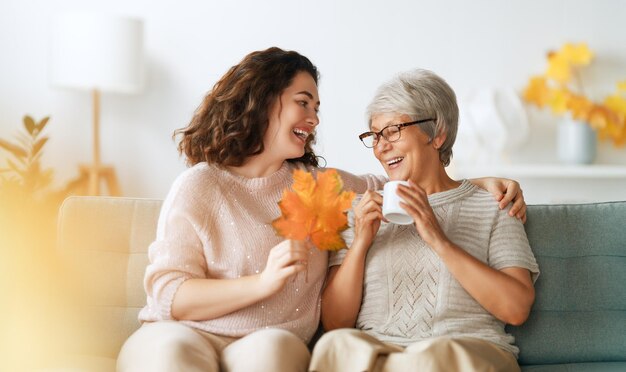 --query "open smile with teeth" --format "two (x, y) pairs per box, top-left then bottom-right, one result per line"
(293, 128), (310, 141)
(386, 157), (404, 168)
